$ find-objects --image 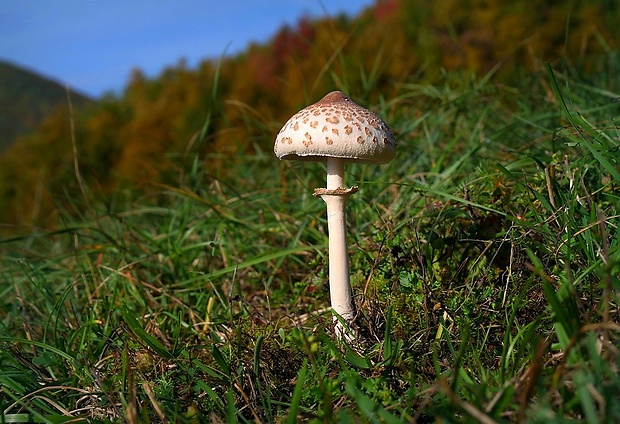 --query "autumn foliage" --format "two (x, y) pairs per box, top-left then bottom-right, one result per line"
(0, 0), (618, 231)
